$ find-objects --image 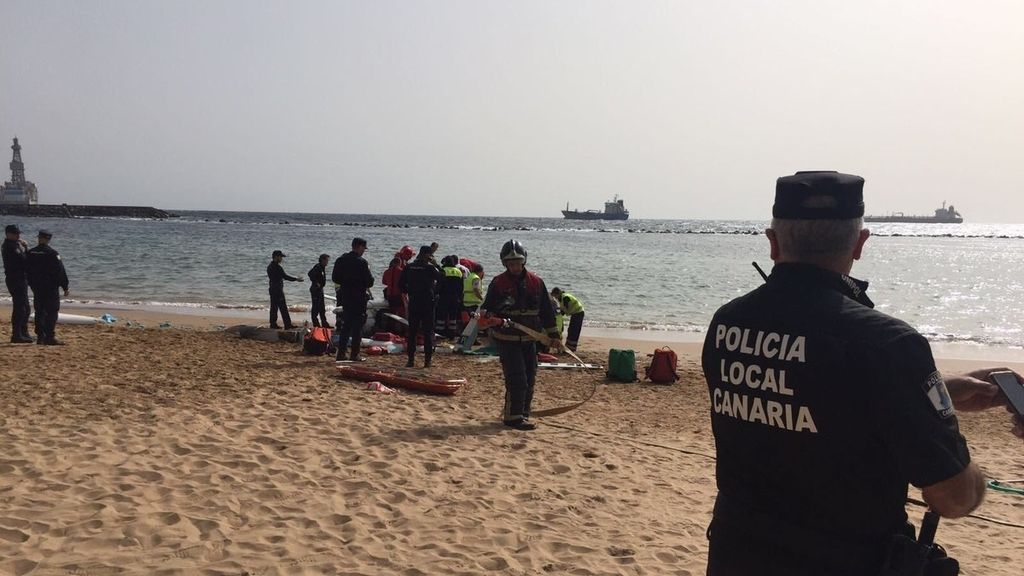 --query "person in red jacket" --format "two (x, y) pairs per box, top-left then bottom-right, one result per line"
(481, 239), (562, 431)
